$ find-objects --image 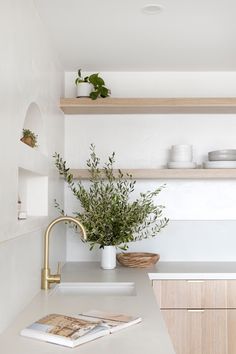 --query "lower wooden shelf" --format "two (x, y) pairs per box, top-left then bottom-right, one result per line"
(69, 168), (236, 180)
